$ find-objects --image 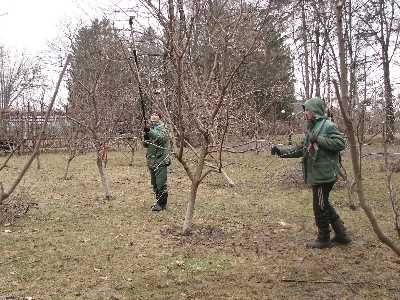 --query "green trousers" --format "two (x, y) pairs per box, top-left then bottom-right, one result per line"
(149, 165), (168, 195)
